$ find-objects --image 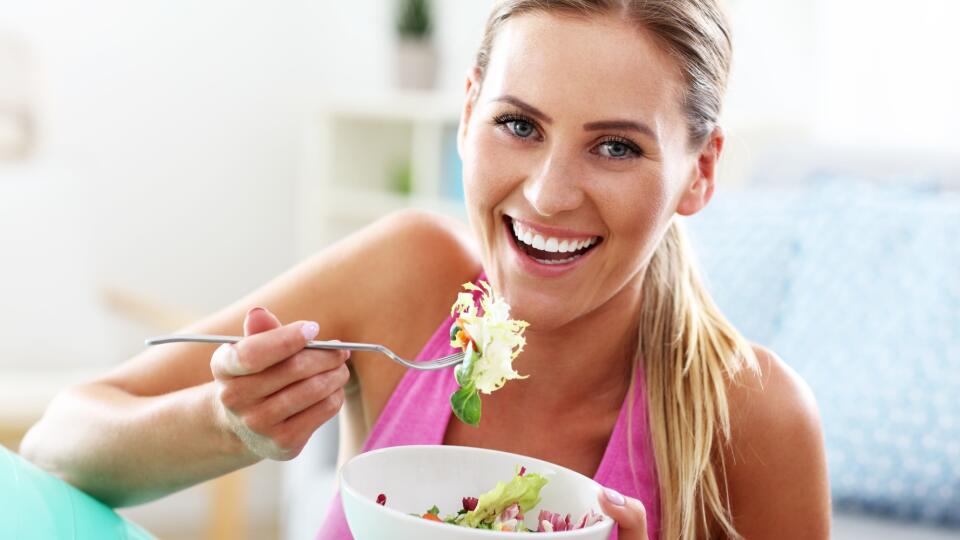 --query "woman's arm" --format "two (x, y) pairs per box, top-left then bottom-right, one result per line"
(18, 209), (478, 507)
(722, 345), (832, 539)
